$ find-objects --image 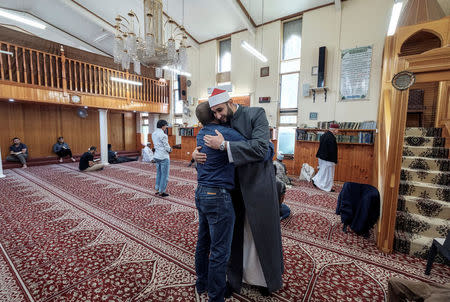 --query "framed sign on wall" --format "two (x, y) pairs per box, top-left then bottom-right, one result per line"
(340, 46), (372, 100)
